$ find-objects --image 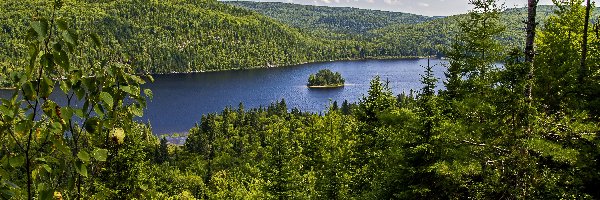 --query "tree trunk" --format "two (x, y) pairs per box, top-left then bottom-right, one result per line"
(579, 0), (591, 84)
(524, 0), (538, 102)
